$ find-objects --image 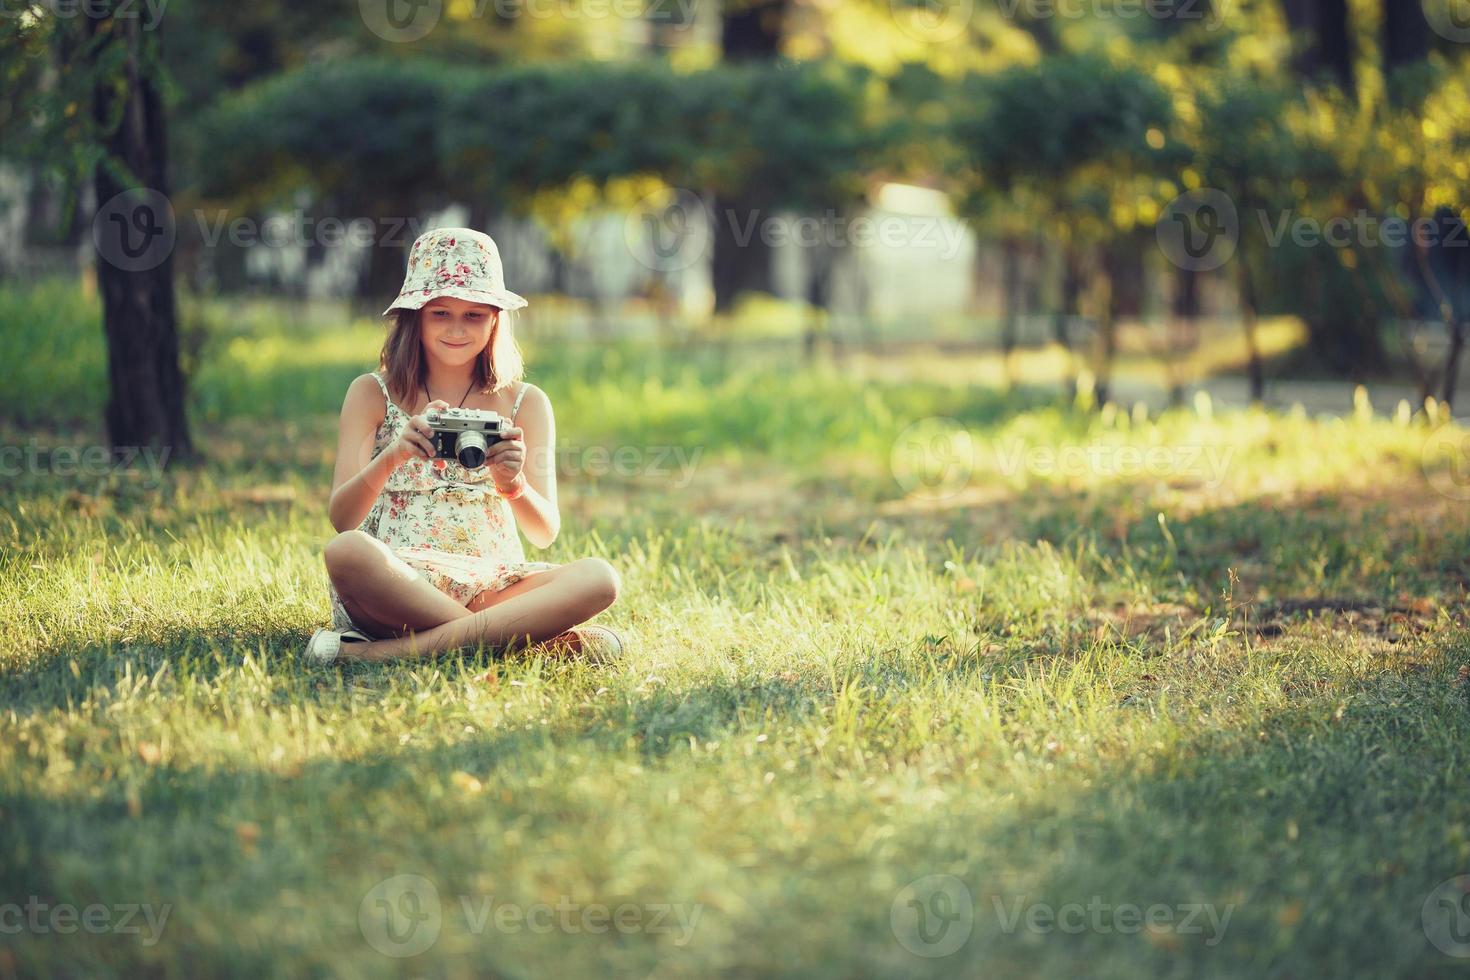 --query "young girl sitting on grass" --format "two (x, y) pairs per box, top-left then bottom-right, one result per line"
(305, 228), (624, 665)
